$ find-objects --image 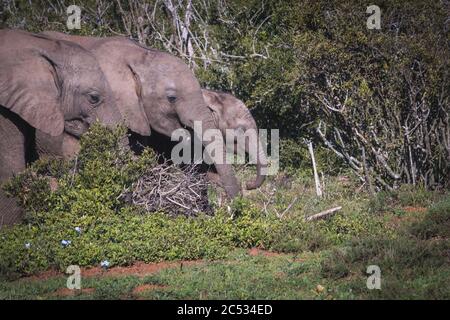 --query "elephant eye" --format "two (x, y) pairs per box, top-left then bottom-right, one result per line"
(167, 95), (177, 104)
(87, 92), (102, 106)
